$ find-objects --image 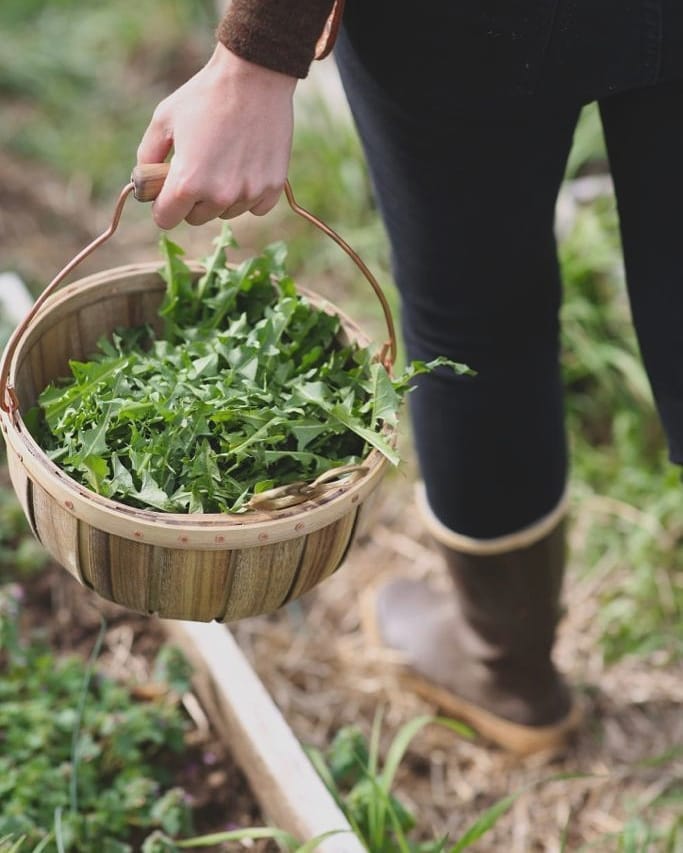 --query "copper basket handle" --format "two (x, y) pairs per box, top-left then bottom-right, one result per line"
(0, 165), (396, 417)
